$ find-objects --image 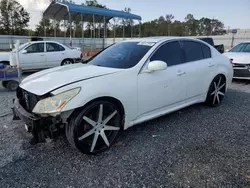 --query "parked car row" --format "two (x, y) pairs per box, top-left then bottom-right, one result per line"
(0, 41), (82, 71)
